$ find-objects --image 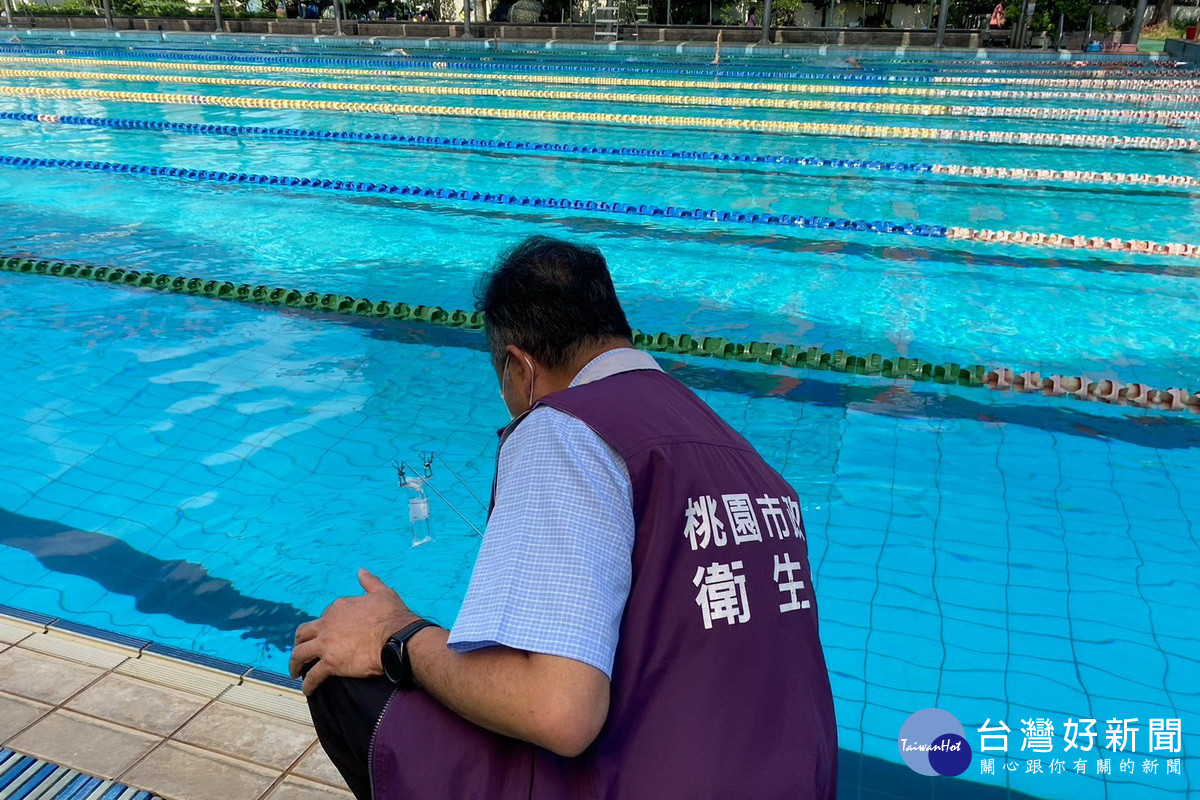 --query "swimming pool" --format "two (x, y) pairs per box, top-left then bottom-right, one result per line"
(0, 31), (1196, 799)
